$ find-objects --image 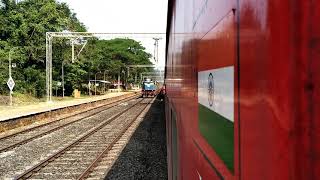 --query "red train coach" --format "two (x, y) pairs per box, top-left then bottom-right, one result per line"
(165, 0), (320, 179)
